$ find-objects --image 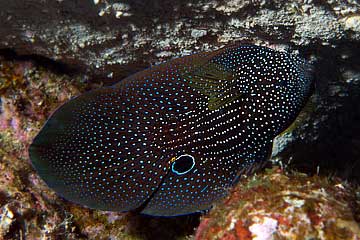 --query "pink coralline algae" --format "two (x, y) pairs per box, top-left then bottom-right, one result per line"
(195, 167), (360, 240)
